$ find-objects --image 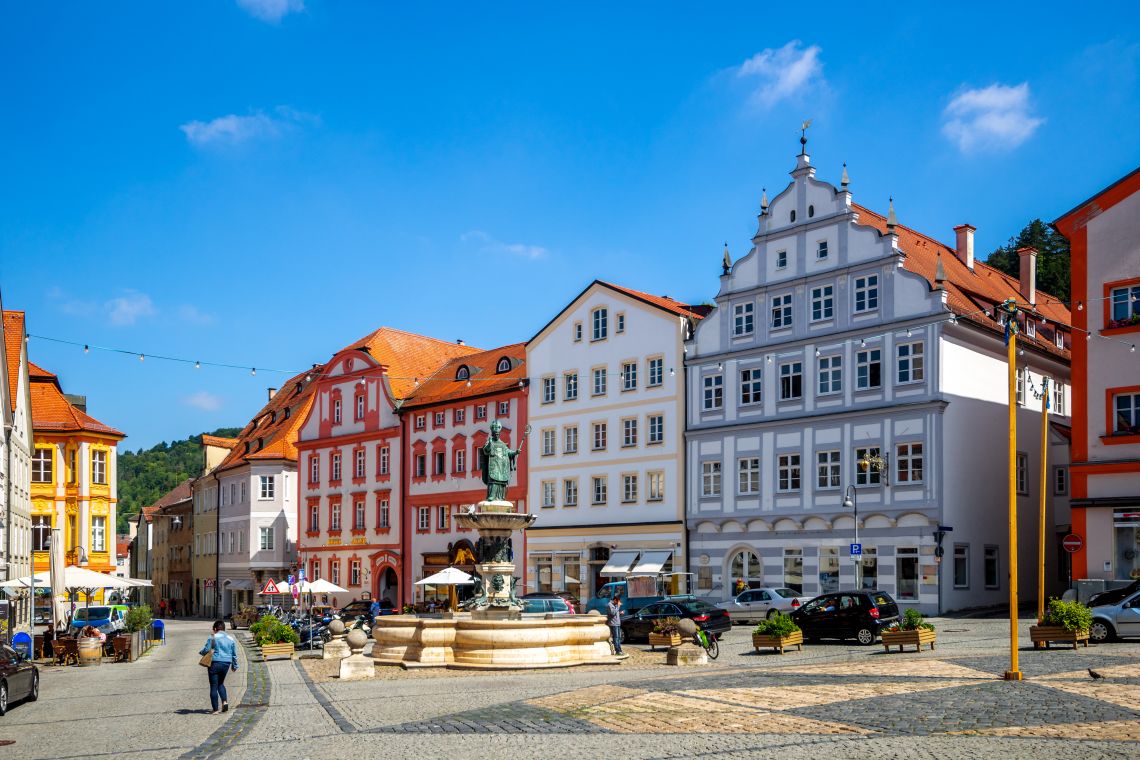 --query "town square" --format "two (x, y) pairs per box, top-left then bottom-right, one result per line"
(1, 2), (1139, 758)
